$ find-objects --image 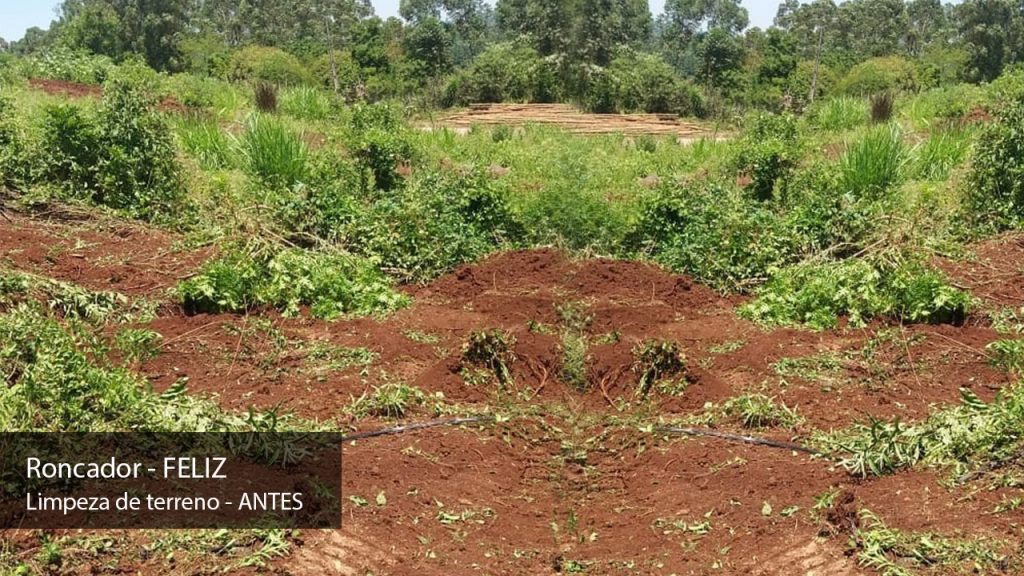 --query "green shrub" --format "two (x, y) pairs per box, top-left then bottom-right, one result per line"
(226, 46), (313, 86)
(178, 244), (407, 319)
(39, 104), (101, 192)
(31, 76), (183, 218)
(901, 84), (985, 128)
(0, 90), (24, 187)
(517, 183), (631, 252)
(347, 103), (415, 192)
(24, 46), (114, 84)
(986, 68), (1024, 109)
(785, 60), (837, 110)
(240, 113), (308, 187)
(966, 99), (1024, 229)
(733, 113), (801, 201)
(94, 75), (183, 218)
(164, 73), (235, 109)
(594, 49), (706, 116)
(627, 183), (798, 290)
(349, 170), (524, 281)
(740, 257), (971, 329)
(838, 124), (907, 200)
(837, 56), (918, 96)
(443, 42), (558, 106)
(264, 152), (363, 241)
